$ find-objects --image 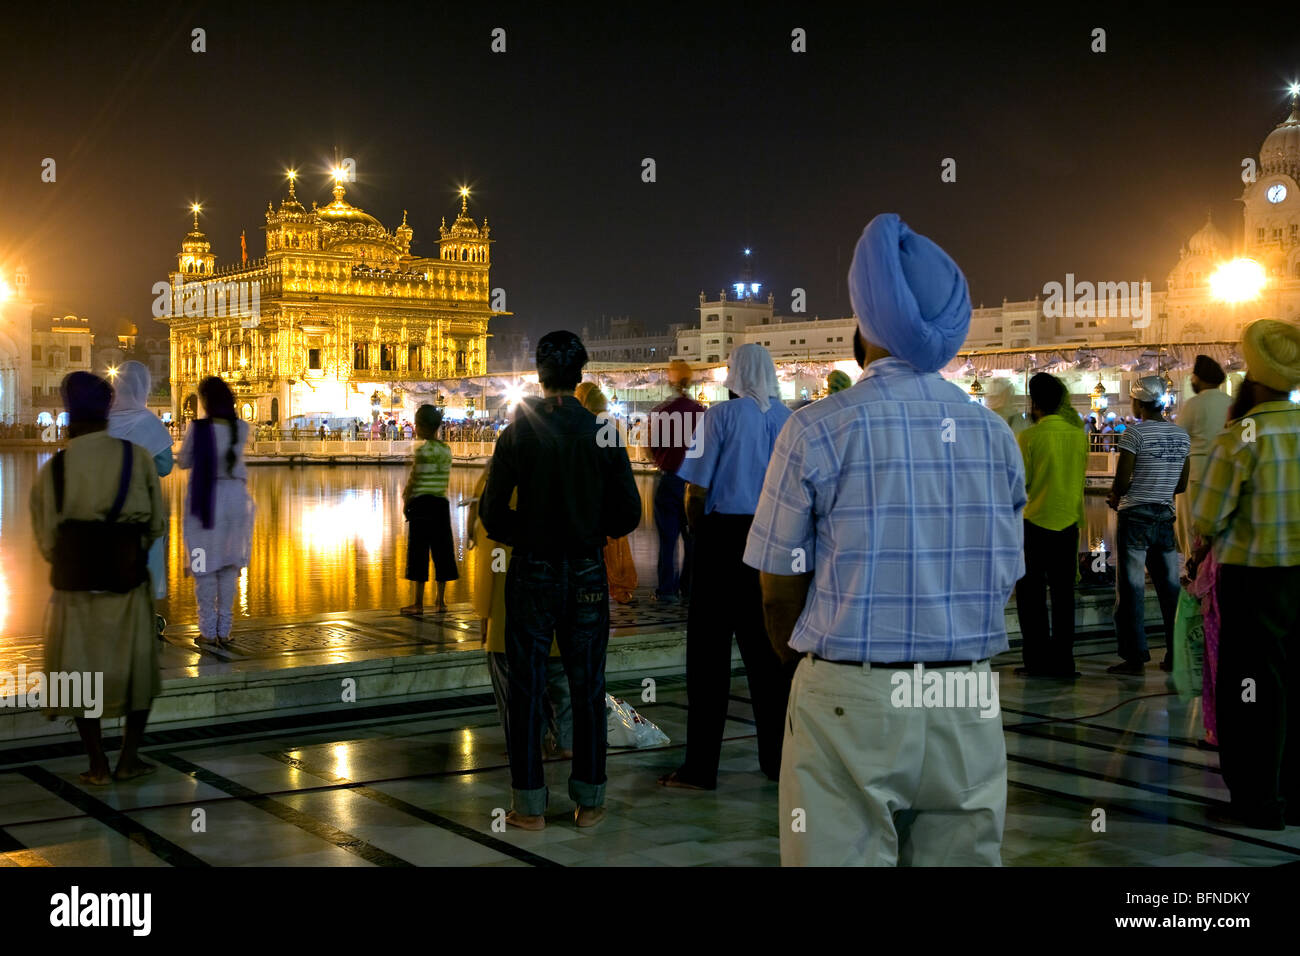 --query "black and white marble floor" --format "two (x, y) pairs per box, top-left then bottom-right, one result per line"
(2, 644), (1297, 867)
